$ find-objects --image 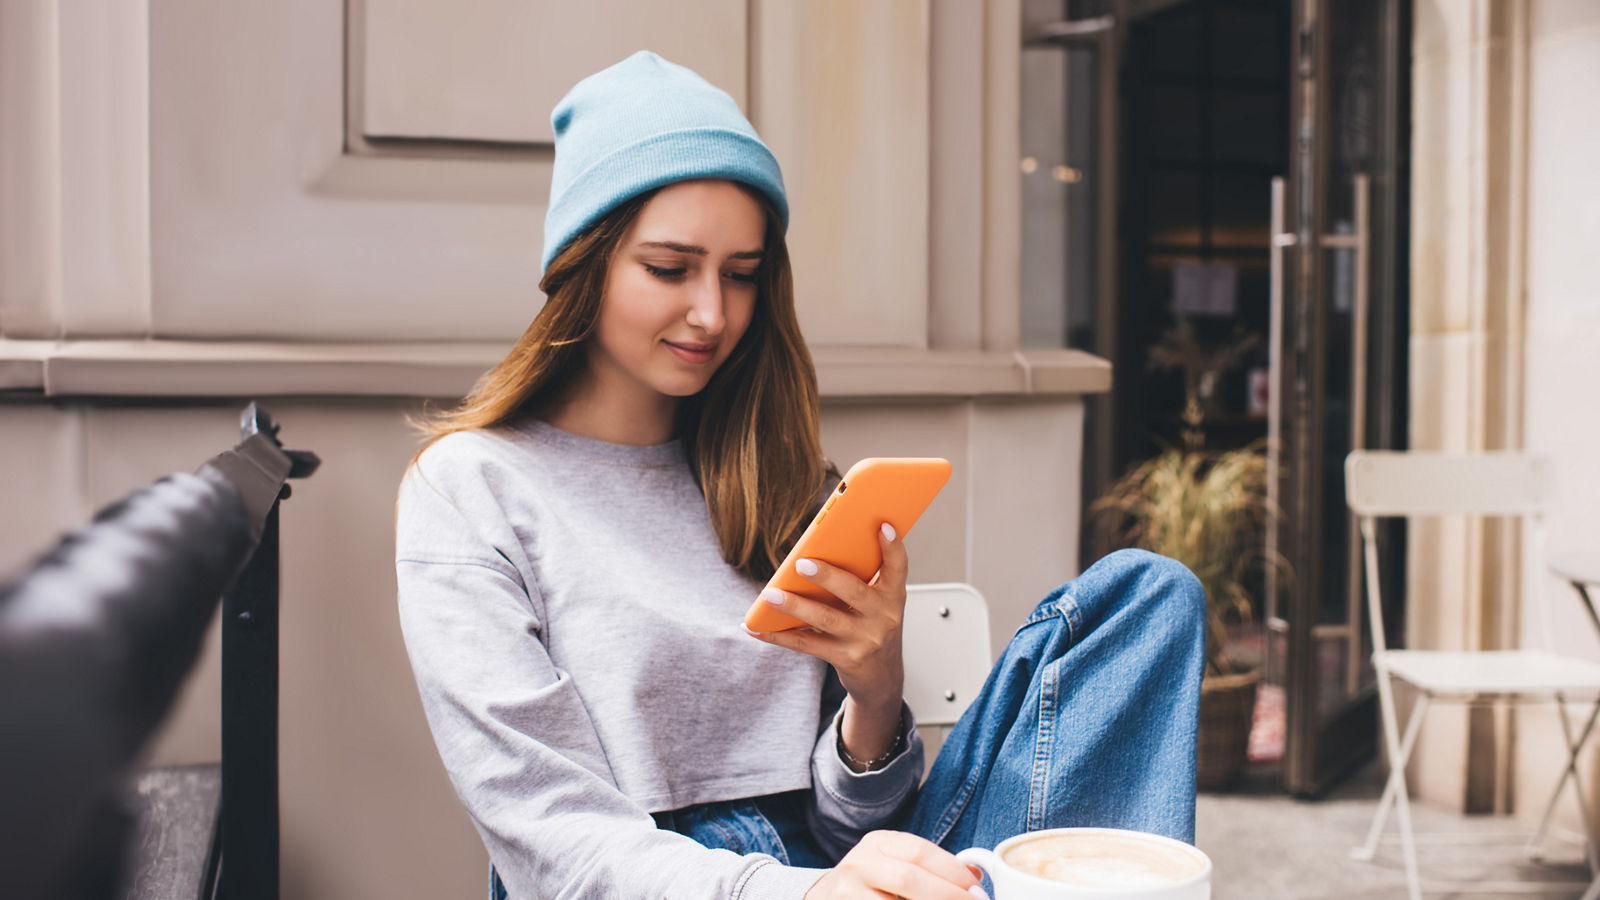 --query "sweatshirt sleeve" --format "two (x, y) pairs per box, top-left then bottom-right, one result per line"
(395, 463), (824, 900)
(804, 673), (924, 861)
